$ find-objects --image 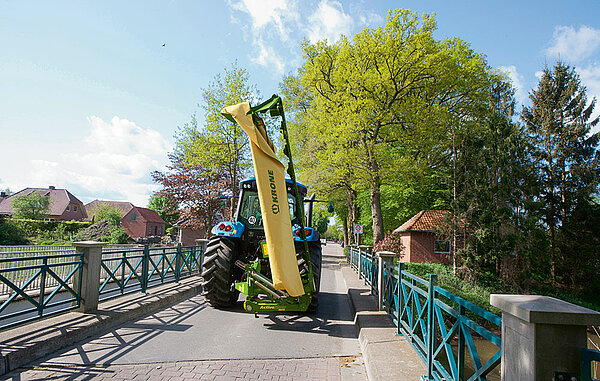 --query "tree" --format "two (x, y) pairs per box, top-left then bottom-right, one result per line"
(152, 152), (229, 233)
(177, 62), (257, 215)
(88, 204), (123, 226)
(454, 81), (539, 284)
(312, 211), (329, 235)
(284, 9), (495, 246)
(147, 194), (180, 228)
(12, 192), (51, 220)
(521, 62), (600, 282)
